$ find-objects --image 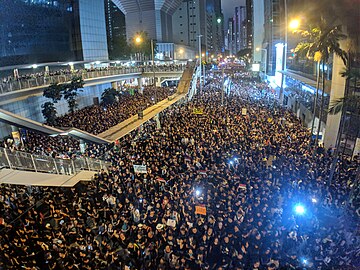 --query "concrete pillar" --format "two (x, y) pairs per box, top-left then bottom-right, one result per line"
(137, 78), (143, 94)
(324, 52), (347, 149)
